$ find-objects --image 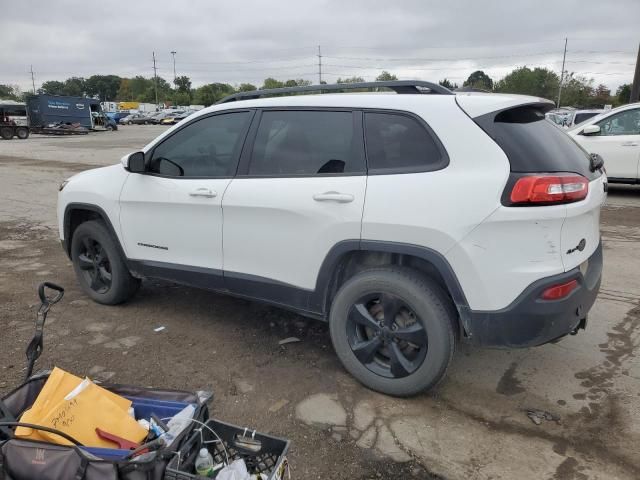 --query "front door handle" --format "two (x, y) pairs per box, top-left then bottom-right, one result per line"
(189, 188), (217, 198)
(313, 191), (354, 203)
(621, 142), (639, 146)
